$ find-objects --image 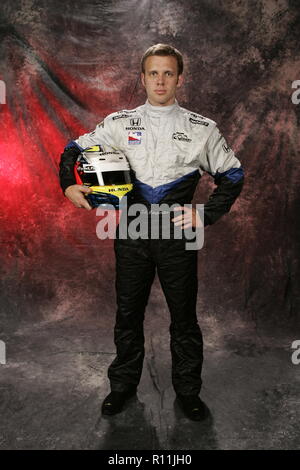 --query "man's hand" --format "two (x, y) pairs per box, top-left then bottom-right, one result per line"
(64, 184), (93, 210)
(171, 206), (204, 229)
